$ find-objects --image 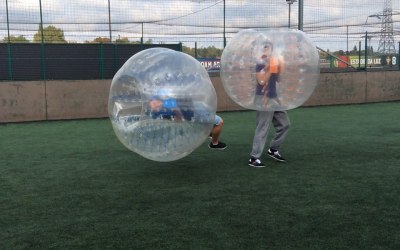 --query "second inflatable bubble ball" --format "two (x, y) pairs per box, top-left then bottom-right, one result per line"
(221, 29), (320, 111)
